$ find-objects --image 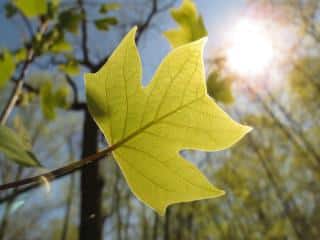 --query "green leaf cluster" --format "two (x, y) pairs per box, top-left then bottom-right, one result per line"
(164, 0), (207, 48)
(58, 9), (83, 34)
(94, 3), (120, 31)
(289, 57), (320, 103)
(0, 125), (40, 167)
(94, 18), (118, 31)
(40, 81), (69, 120)
(58, 59), (80, 76)
(4, 3), (18, 18)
